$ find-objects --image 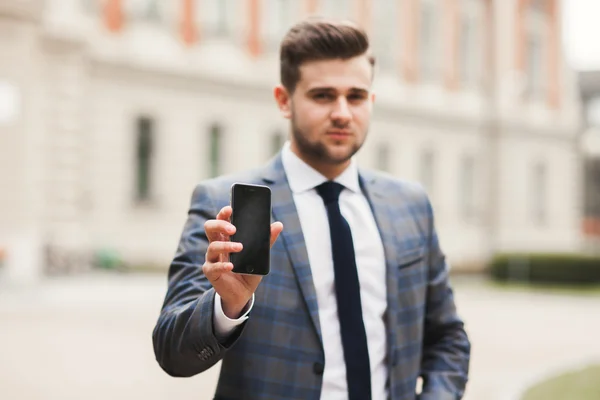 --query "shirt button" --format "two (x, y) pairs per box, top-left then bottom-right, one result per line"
(313, 362), (324, 375)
